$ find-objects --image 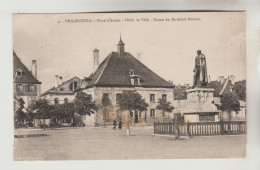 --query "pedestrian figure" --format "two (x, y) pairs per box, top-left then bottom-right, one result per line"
(113, 119), (117, 130)
(118, 119), (122, 129)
